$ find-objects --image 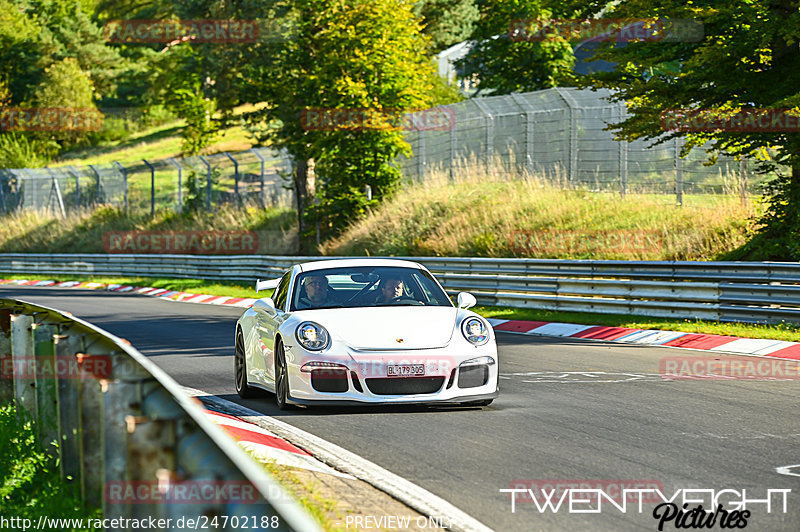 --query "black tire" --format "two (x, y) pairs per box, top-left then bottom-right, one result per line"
(235, 330), (260, 399)
(274, 341), (292, 410)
